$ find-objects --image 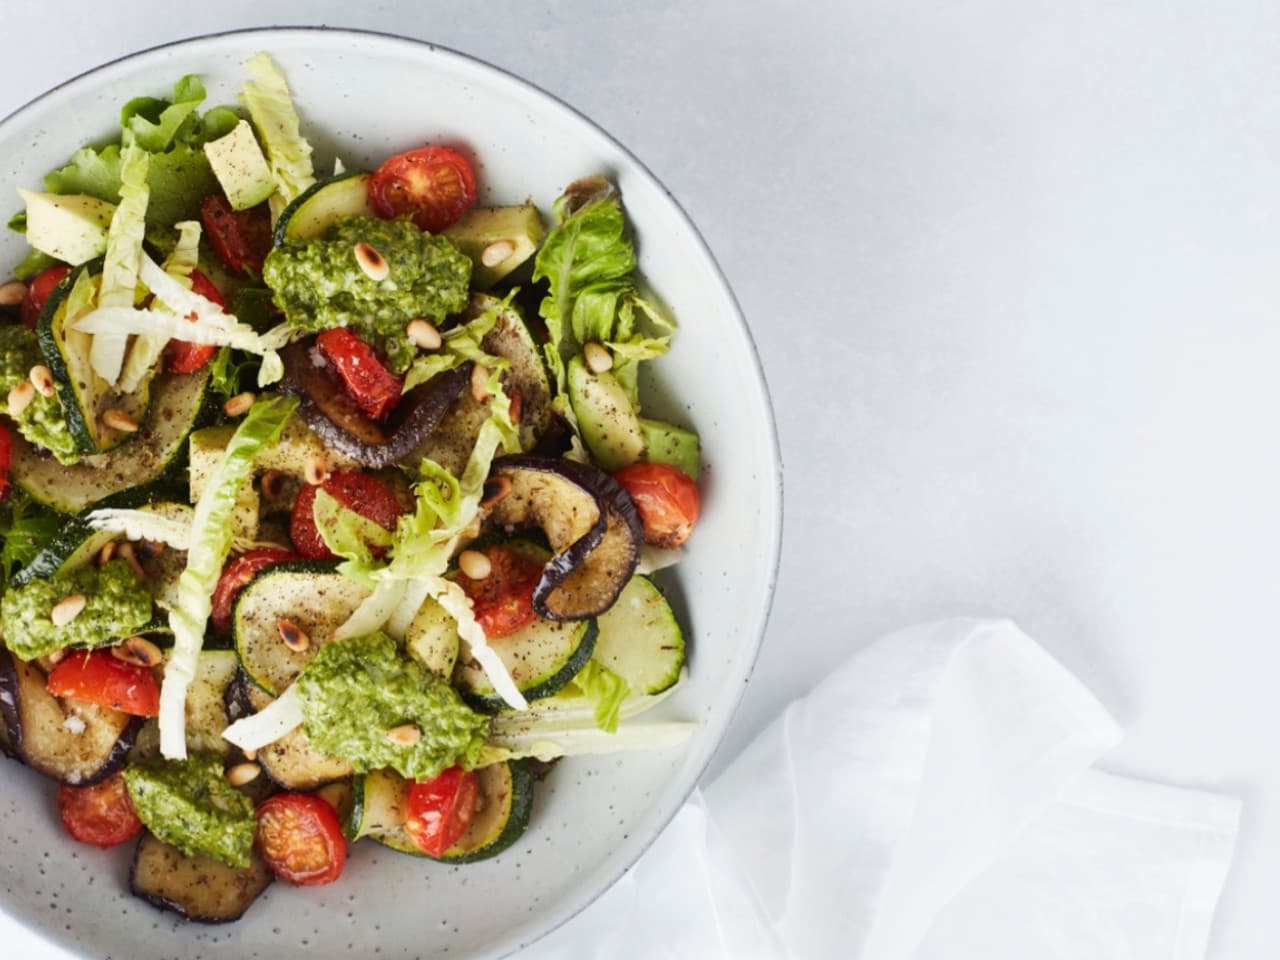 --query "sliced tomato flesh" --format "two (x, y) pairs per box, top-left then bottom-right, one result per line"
(315, 327), (404, 421)
(58, 771), (143, 849)
(613, 462), (701, 549)
(367, 146), (477, 233)
(211, 548), (300, 635)
(405, 766), (479, 858)
(201, 195), (272, 275)
(20, 264), (70, 329)
(163, 269), (225, 374)
(290, 470), (404, 560)
(255, 792), (347, 886)
(45, 650), (160, 717)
